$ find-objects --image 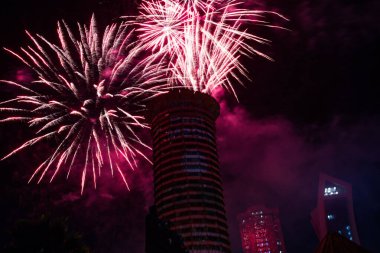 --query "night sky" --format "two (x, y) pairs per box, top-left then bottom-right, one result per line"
(1, 0), (380, 253)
